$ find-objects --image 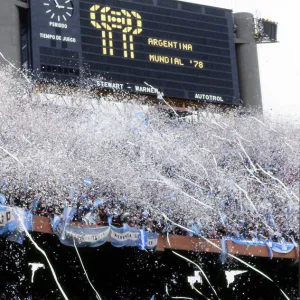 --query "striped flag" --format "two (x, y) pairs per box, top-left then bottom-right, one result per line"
(84, 178), (93, 185)
(0, 194), (6, 205)
(63, 207), (76, 224)
(138, 229), (147, 251)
